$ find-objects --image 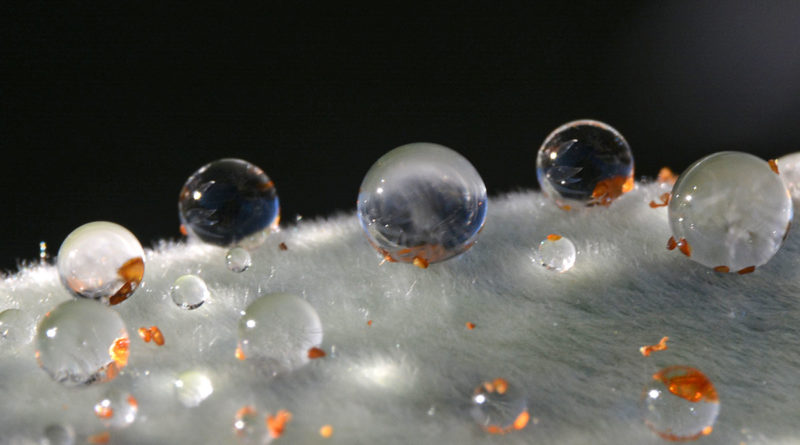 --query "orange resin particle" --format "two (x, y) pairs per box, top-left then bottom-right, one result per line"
(639, 336), (669, 357)
(367, 320), (373, 326)
(546, 234), (562, 241)
(87, 431), (111, 444)
(109, 337), (130, 368)
(319, 424), (333, 438)
(465, 322), (476, 330)
(235, 346), (246, 361)
(138, 327), (152, 343)
(657, 167), (678, 185)
(94, 405), (114, 419)
(667, 236), (678, 250)
(412, 256), (429, 269)
(150, 326), (165, 346)
(769, 159), (780, 174)
(713, 266), (730, 273)
(513, 410), (530, 431)
(279, 242), (288, 251)
(737, 266), (756, 275)
(308, 347), (326, 359)
(649, 192), (671, 208)
(266, 410), (292, 438)
(653, 366), (719, 403)
(677, 238), (691, 257)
